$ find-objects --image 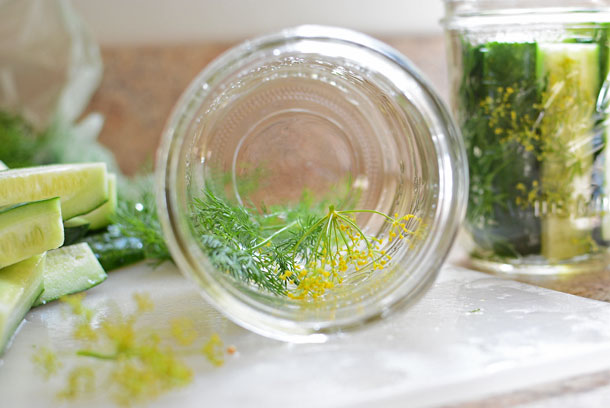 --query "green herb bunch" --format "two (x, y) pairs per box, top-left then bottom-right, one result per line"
(191, 188), (420, 299)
